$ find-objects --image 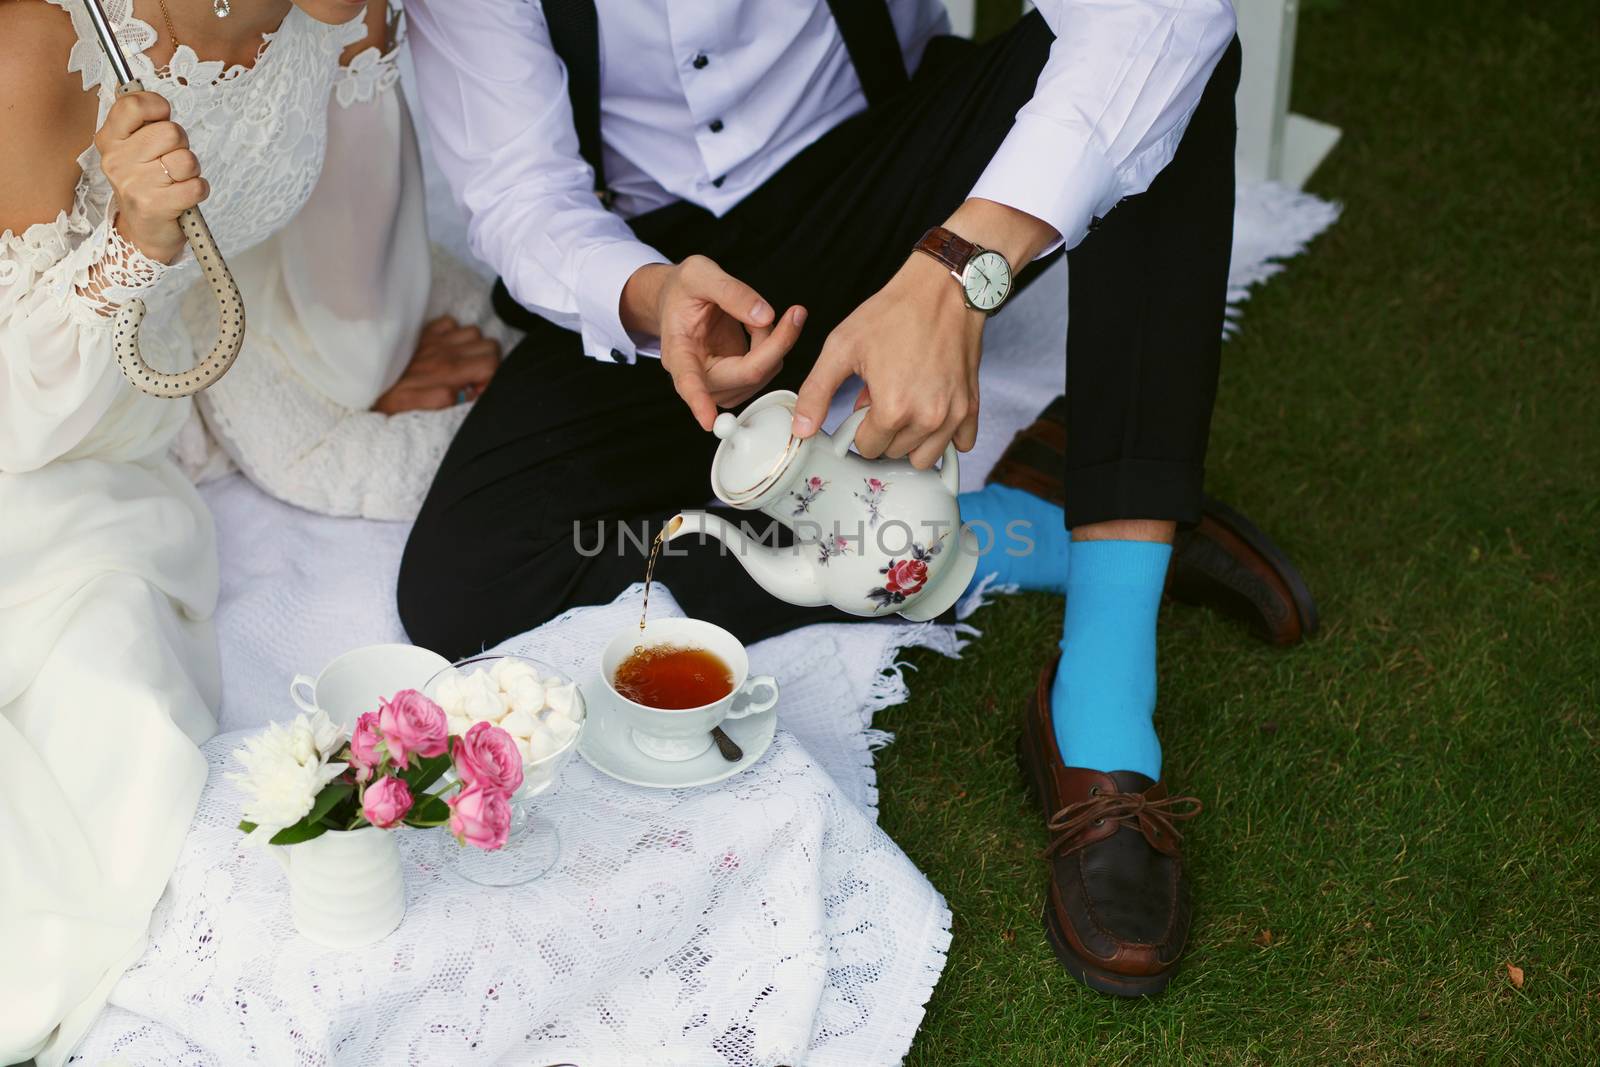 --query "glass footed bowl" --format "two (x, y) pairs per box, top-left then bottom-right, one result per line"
(425, 653), (587, 886)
